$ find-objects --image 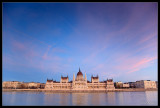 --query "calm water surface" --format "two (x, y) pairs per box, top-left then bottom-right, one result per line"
(2, 91), (158, 106)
